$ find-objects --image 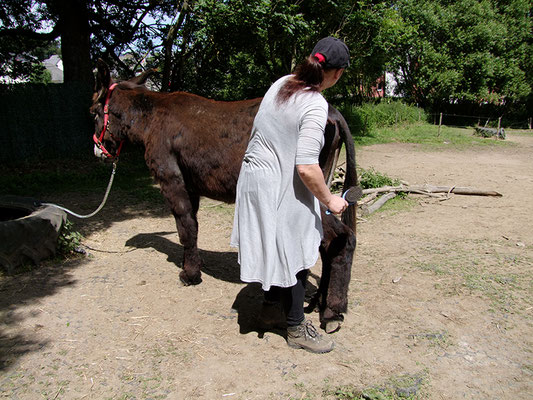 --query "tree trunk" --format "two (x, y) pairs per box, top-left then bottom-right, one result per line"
(53, 0), (93, 87)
